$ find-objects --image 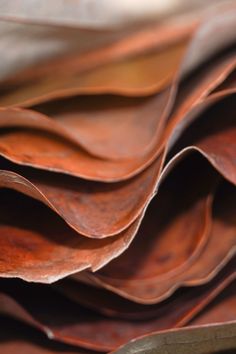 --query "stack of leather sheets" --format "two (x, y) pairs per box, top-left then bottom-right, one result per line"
(0, 2), (235, 353)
